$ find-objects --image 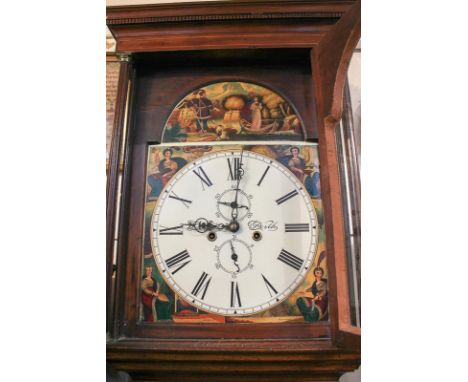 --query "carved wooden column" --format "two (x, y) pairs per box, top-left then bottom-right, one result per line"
(106, 53), (133, 333)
